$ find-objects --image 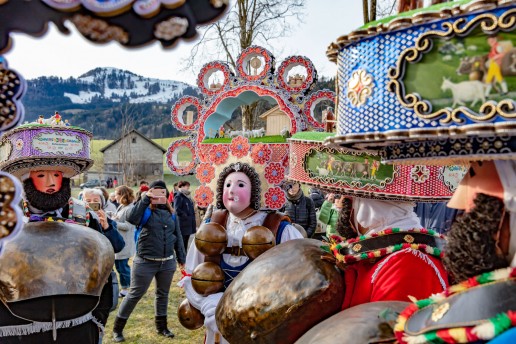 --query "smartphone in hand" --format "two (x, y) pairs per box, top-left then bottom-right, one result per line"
(89, 202), (101, 211)
(150, 189), (167, 204)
